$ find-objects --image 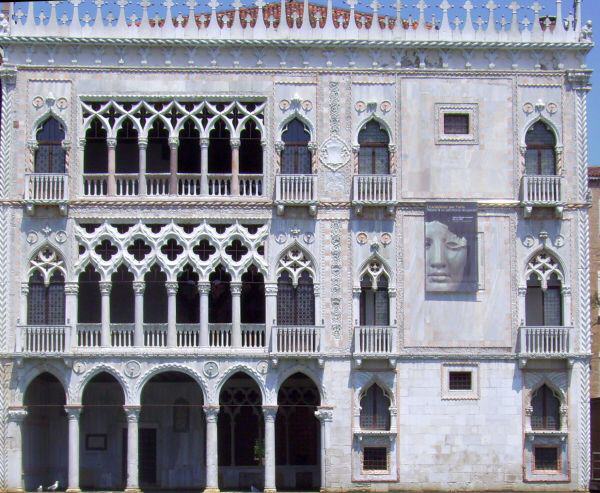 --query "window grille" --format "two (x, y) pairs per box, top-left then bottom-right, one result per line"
(363, 447), (388, 471)
(359, 385), (391, 431)
(534, 446), (560, 472)
(449, 371), (472, 391)
(277, 271), (315, 325)
(525, 121), (557, 175)
(281, 119), (311, 174)
(360, 274), (389, 326)
(28, 270), (65, 325)
(358, 121), (390, 175)
(525, 273), (563, 326)
(35, 117), (66, 174)
(443, 114), (470, 135)
(531, 384), (561, 431)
